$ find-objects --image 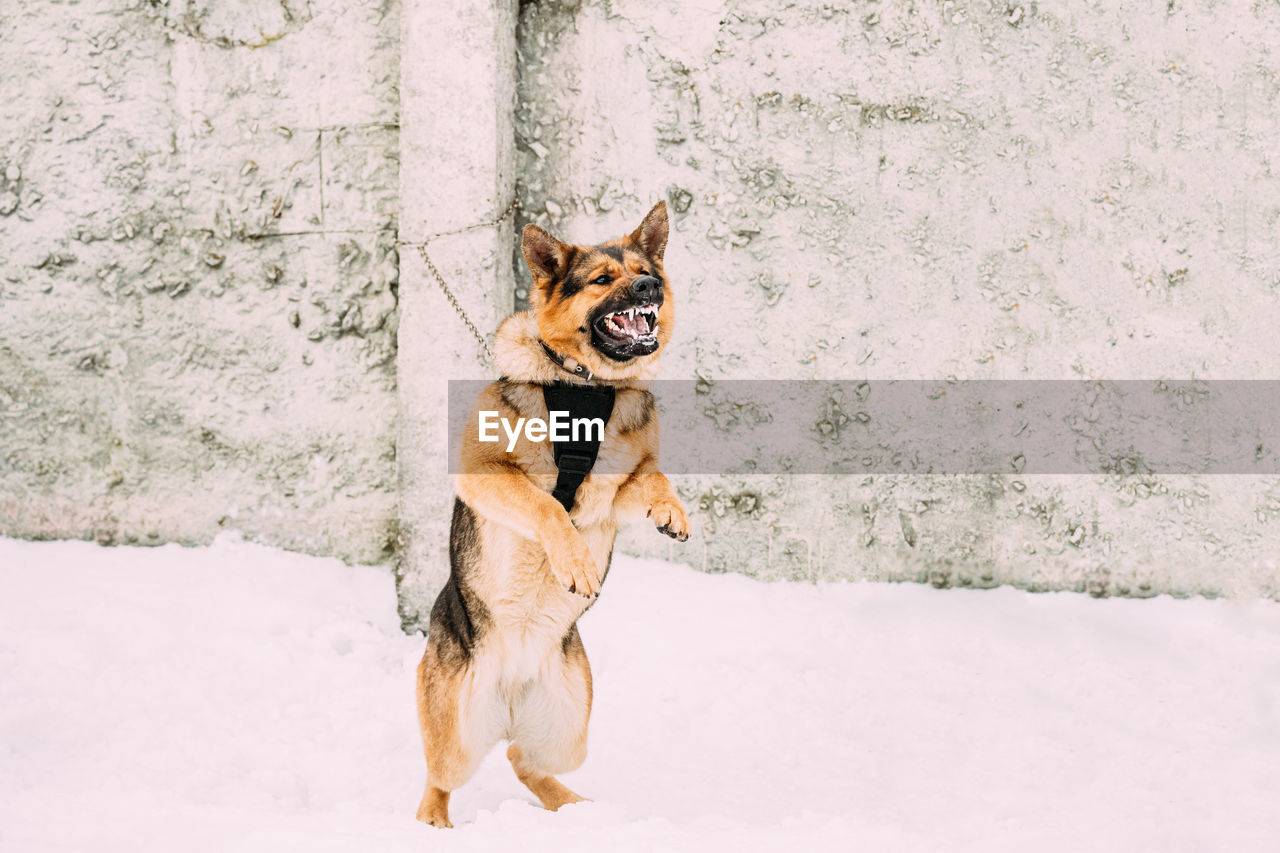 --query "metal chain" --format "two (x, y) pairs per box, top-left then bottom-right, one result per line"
(413, 242), (496, 363)
(398, 193), (521, 365)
